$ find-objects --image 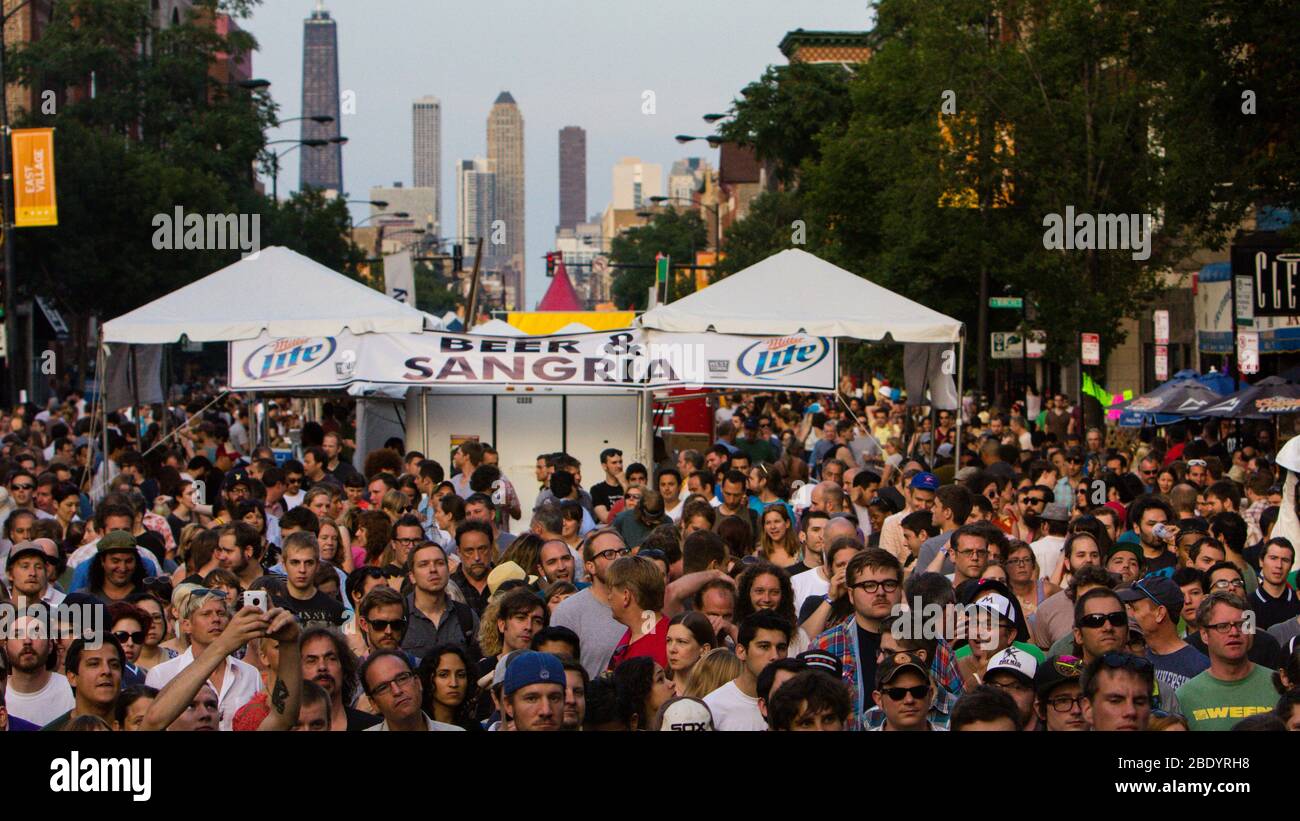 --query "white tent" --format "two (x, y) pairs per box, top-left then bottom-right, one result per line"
(638, 248), (962, 343)
(102, 246), (440, 344)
